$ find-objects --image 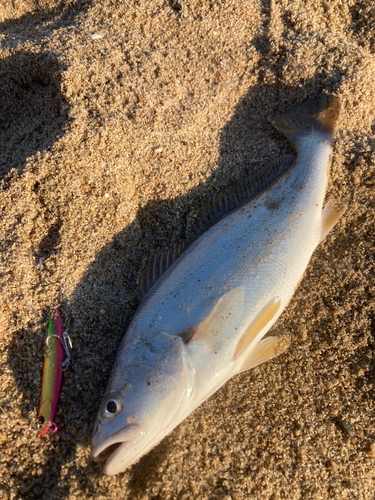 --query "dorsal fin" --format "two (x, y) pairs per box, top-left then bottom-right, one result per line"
(138, 154), (295, 300)
(187, 154), (295, 243)
(138, 240), (189, 299)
